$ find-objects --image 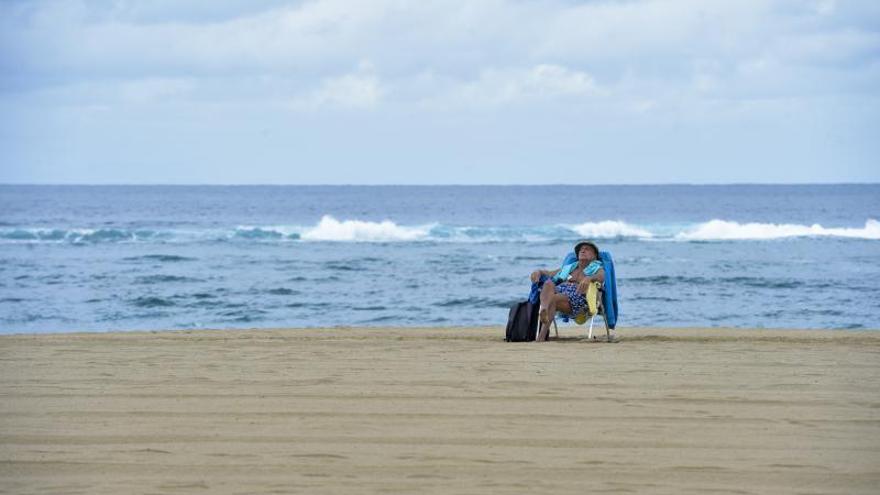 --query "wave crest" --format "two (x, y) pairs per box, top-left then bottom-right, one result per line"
(0, 228), (162, 243)
(2, 218), (876, 244)
(568, 220), (653, 239)
(300, 215), (433, 242)
(676, 219), (880, 241)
